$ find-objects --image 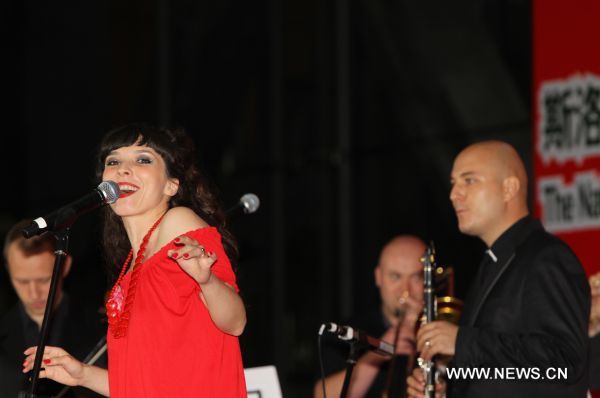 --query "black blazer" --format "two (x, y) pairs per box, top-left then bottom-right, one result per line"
(0, 298), (106, 398)
(449, 219), (590, 398)
(590, 334), (600, 390)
